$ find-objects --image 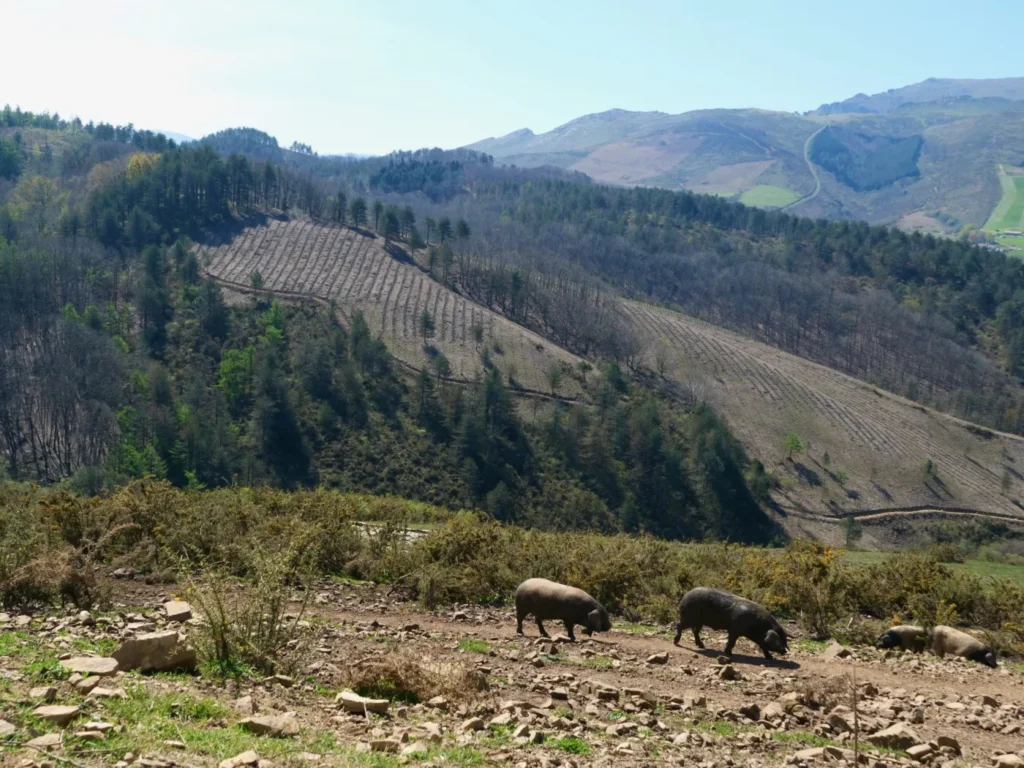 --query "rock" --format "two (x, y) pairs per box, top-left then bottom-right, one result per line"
(994, 756), (1024, 768)
(823, 641), (852, 661)
(427, 695), (449, 710)
(219, 750), (261, 768)
(75, 677), (102, 694)
(14, 615), (31, 627)
(26, 733), (62, 748)
(233, 696), (256, 715)
(0, 720), (15, 736)
(866, 723), (922, 750)
(238, 714), (299, 737)
(337, 690), (389, 715)
(981, 694), (999, 708)
(827, 711), (852, 733)
(795, 747), (826, 761)
(59, 657), (119, 676)
(762, 701), (785, 720)
(74, 730), (108, 740)
(779, 691), (804, 712)
(29, 686), (57, 702)
(401, 741), (429, 757)
(370, 739), (400, 753)
(906, 744), (933, 762)
(82, 722), (116, 733)
(682, 690), (706, 708)
(164, 601), (192, 623)
(461, 717), (485, 732)
(32, 705), (81, 726)
(112, 630), (197, 672)
(718, 664), (740, 681)
(268, 674), (293, 688)
(936, 735), (961, 755)
(77, 610), (94, 625)
(738, 703), (760, 721)
(551, 687), (568, 700)
(112, 567), (136, 579)
(89, 687), (127, 700)
(646, 652), (669, 665)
